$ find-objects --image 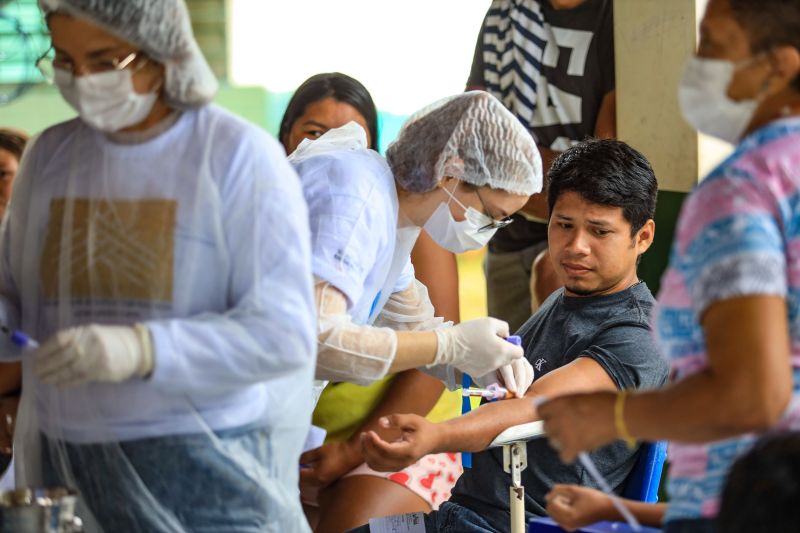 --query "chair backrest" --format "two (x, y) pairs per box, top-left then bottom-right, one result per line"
(621, 441), (668, 503)
(528, 442), (668, 532)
